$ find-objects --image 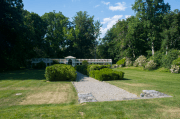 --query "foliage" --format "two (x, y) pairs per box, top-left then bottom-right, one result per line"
(45, 64), (77, 81)
(51, 60), (60, 65)
(144, 60), (157, 70)
(87, 64), (111, 75)
(32, 61), (46, 69)
(125, 58), (133, 67)
(133, 55), (147, 67)
(89, 68), (124, 81)
(75, 65), (87, 75)
(170, 65), (180, 73)
(116, 58), (126, 66)
(161, 49), (180, 69)
(172, 57), (180, 66)
(82, 60), (88, 66)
